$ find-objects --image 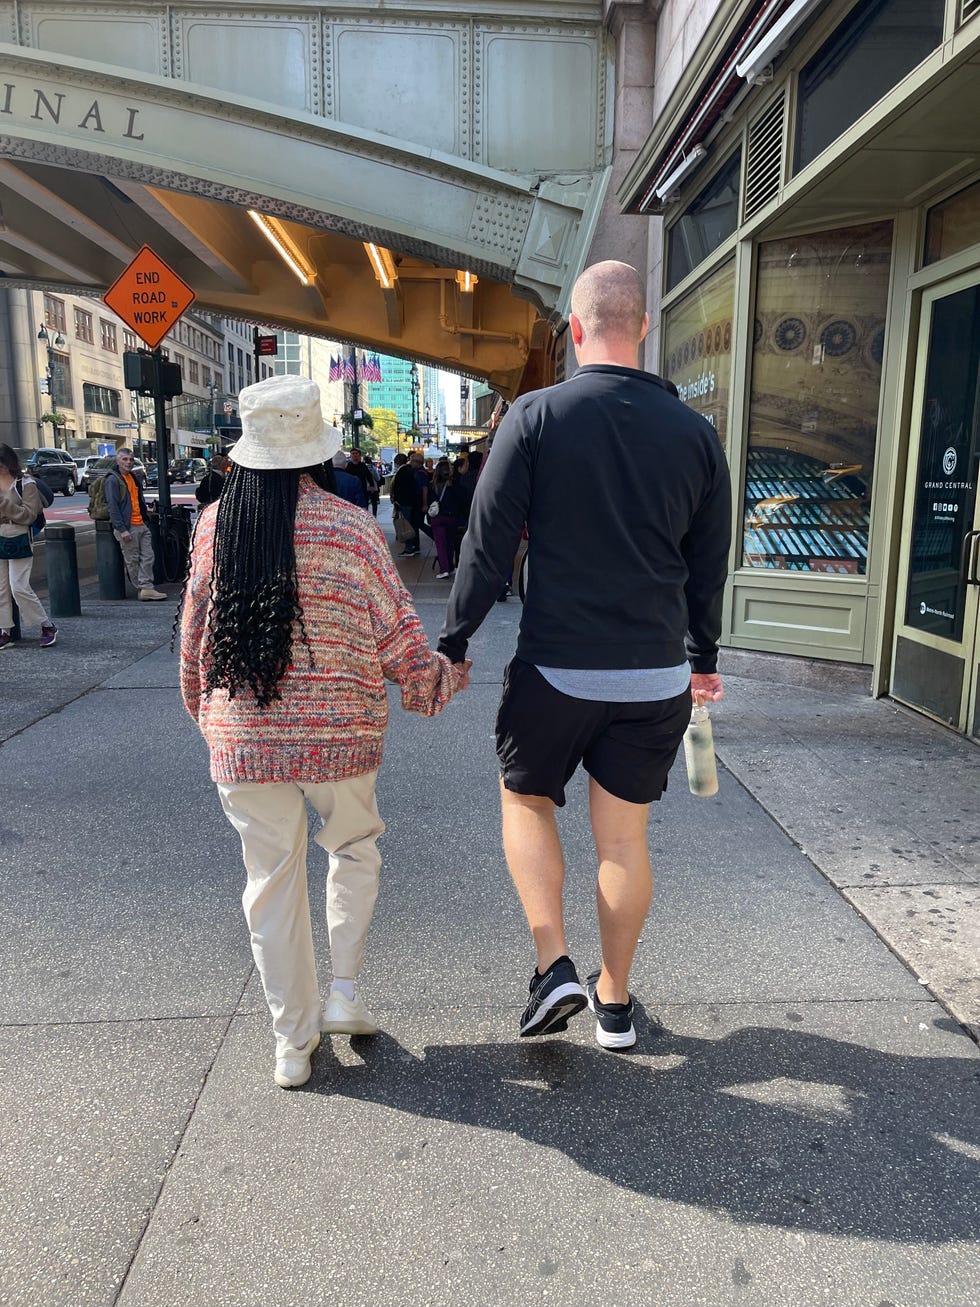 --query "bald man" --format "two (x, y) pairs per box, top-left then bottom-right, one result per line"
(439, 260), (731, 1051)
